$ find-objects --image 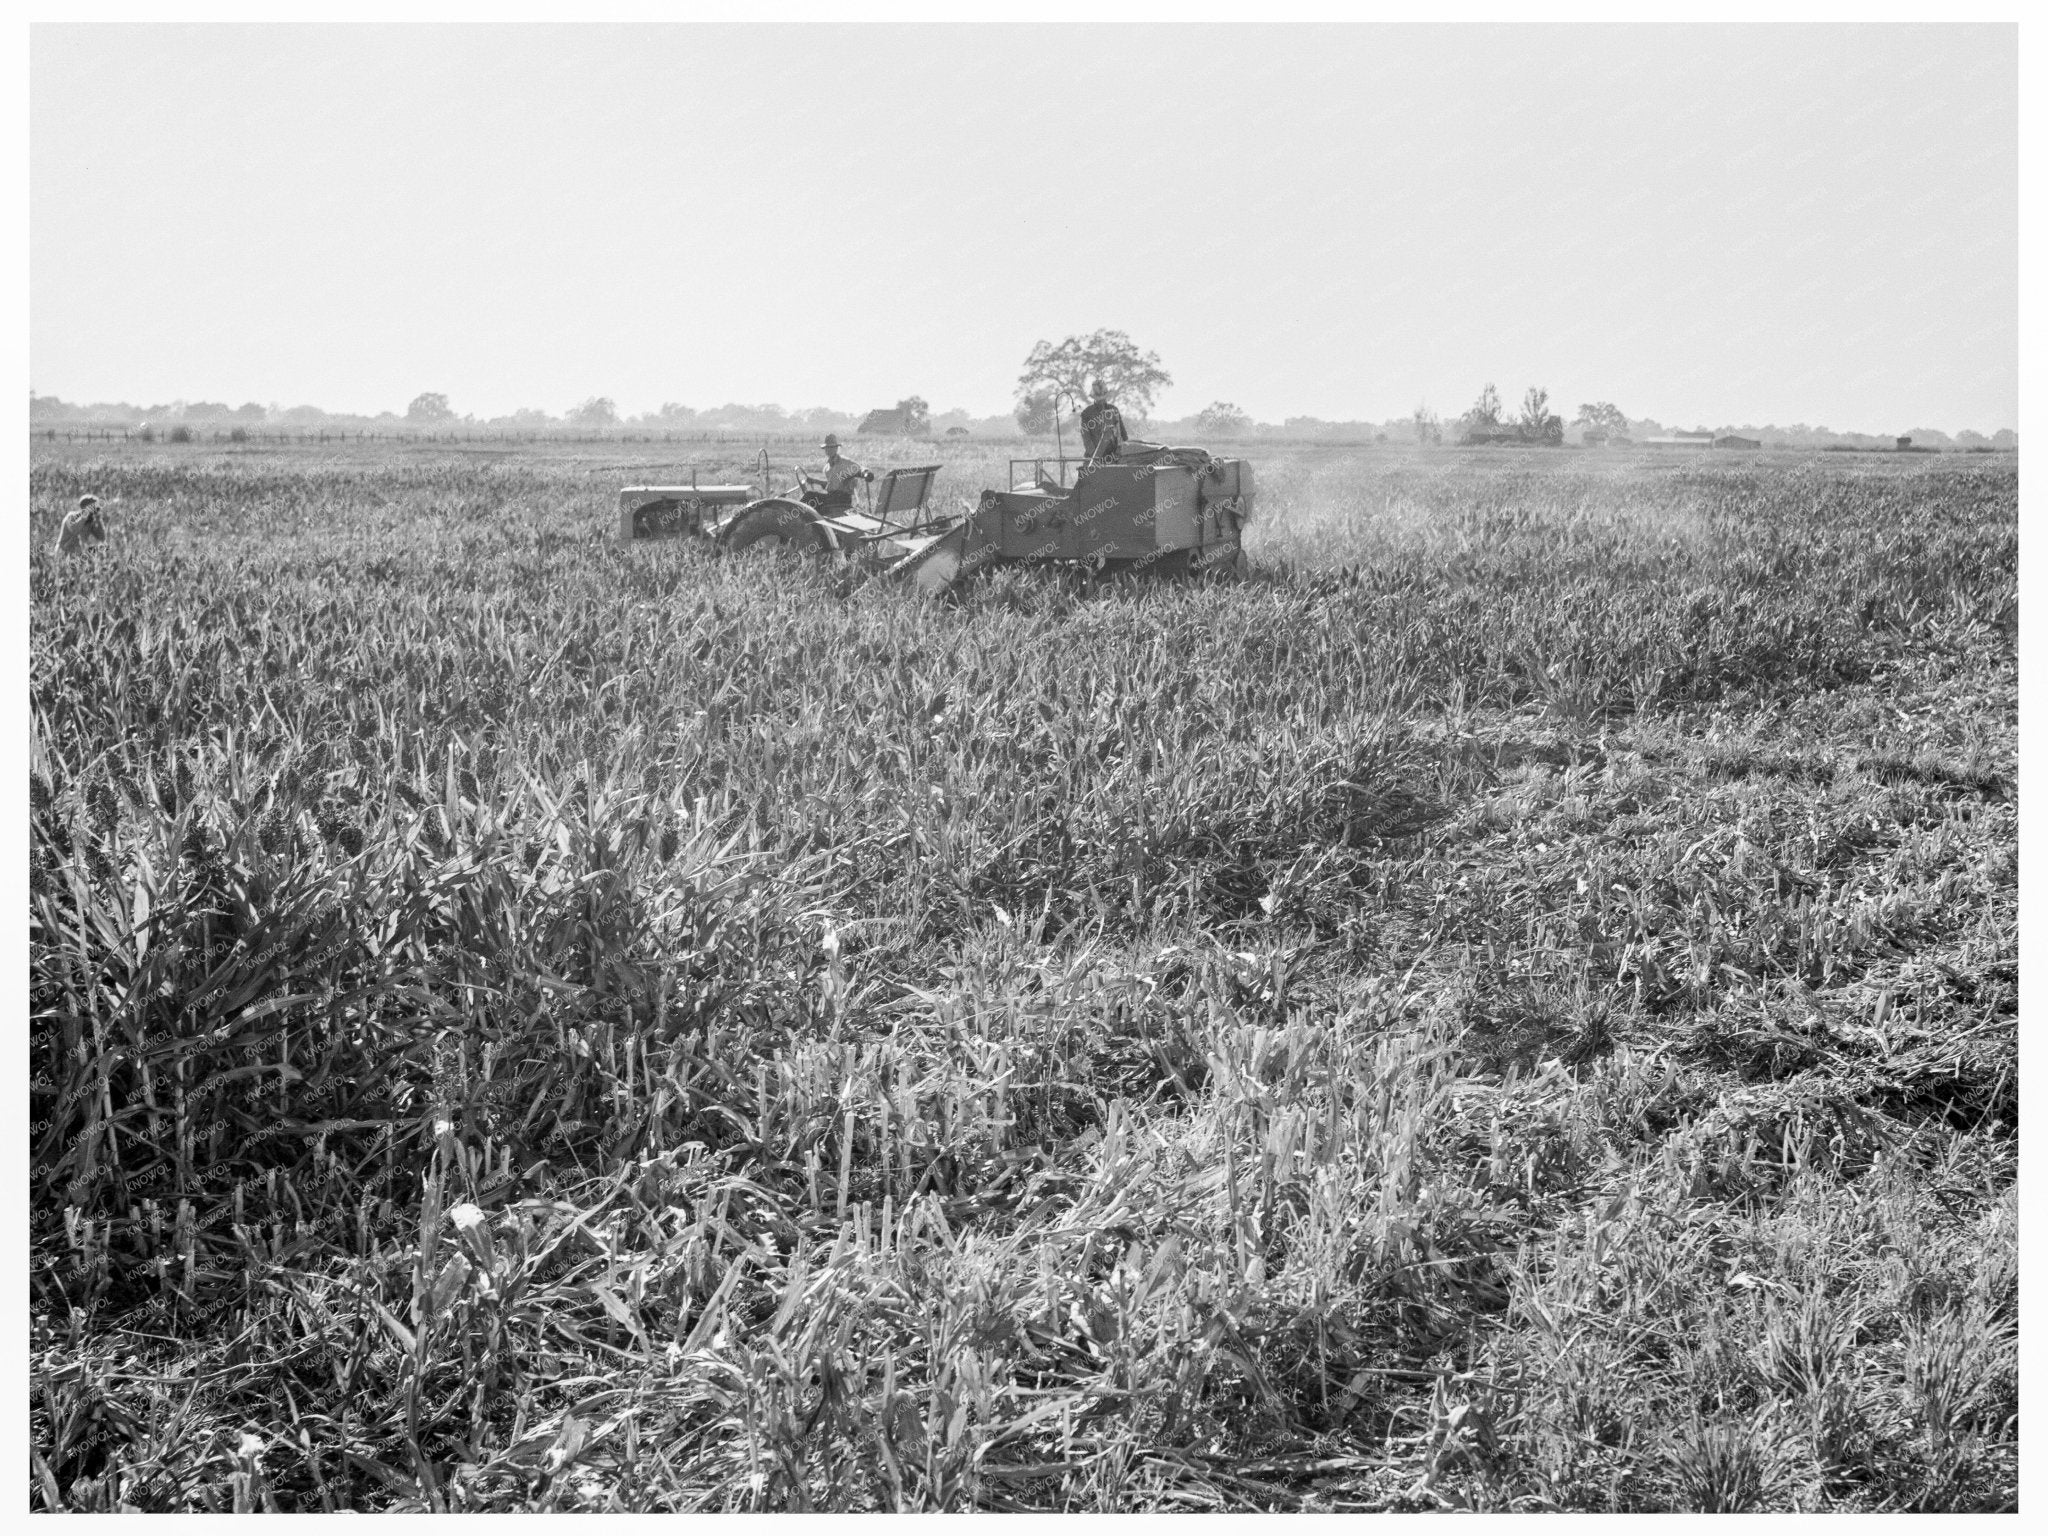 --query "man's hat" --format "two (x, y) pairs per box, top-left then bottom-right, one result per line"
(78, 494), (100, 509)
(1089, 378), (1111, 399)
(821, 433), (841, 450)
